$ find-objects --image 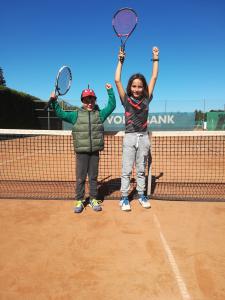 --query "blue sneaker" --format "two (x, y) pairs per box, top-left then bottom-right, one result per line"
(74, 200), (85, 213)
(138, 194), (151, 208)
(120, 196), (131, 211)
(89, 199), (102, 212)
